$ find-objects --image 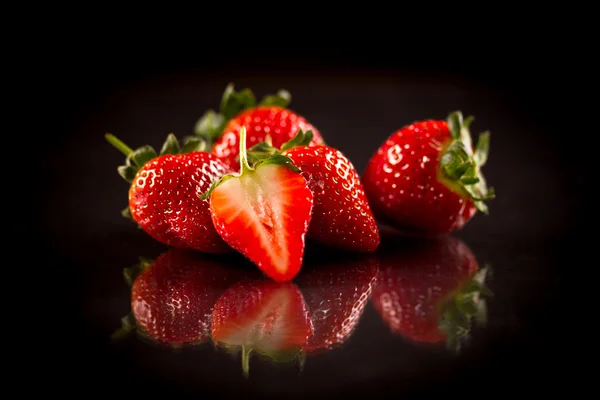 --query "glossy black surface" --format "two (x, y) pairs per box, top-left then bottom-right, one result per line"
(39, 65), (568, 396)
